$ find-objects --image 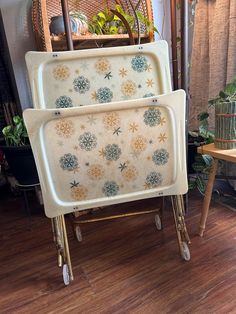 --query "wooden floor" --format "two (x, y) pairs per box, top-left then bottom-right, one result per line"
(0, 188), (236, 314)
